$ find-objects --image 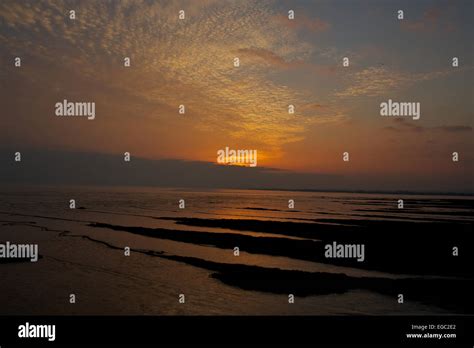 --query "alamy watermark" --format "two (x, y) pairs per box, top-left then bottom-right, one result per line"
(380, 99), (420, 120)
(18, 322), (55, 342)
(217, 146), (257, 167)
(55, 99), (95, 120)
(325, 241), (365, 262)
(0, 241), (38, 262)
